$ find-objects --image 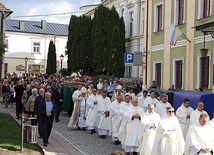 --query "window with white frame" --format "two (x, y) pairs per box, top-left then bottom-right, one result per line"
(33, 42), (40, 53)
(174, 0), (185, 25)
(141, 8), (145, 34)
(121, 8), (126, 22)
(154, 3), (163, 32)
(198, 0), (212, 19)
(64, 45), (67, 55)
(129, 11), (134, 37)
(5, 39), (8, 52)
(153, 61), (162, 88)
